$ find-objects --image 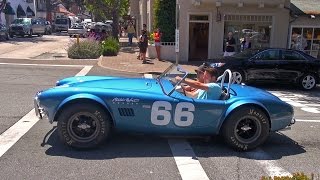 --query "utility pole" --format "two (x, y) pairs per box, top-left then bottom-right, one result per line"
(175, 0), (180, 65)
